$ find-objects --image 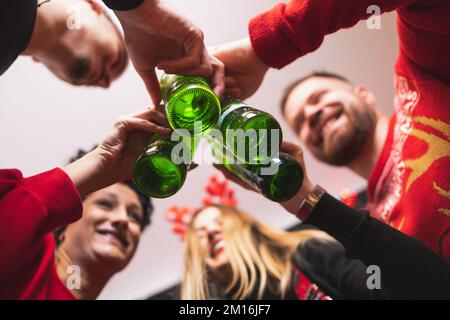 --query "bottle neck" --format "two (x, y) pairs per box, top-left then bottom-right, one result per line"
(161, 75), (209, 100)
(217, 98), (249, 128)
